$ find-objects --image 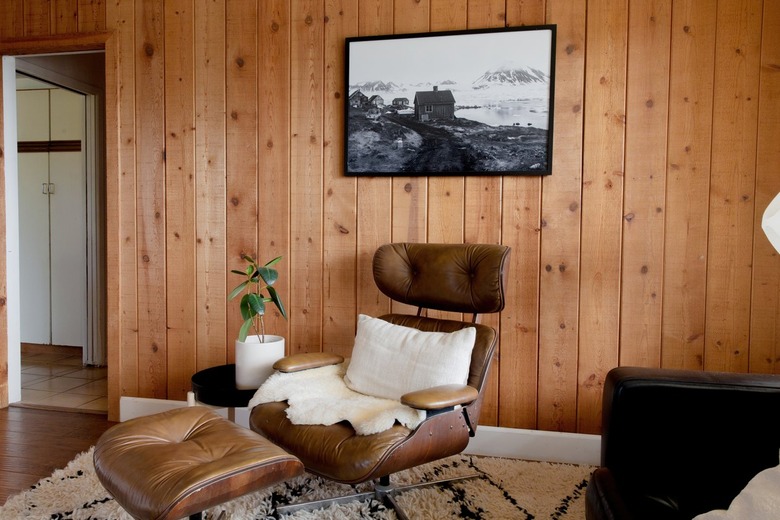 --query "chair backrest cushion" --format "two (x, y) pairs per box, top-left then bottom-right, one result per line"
(373, 243), (510, 314)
